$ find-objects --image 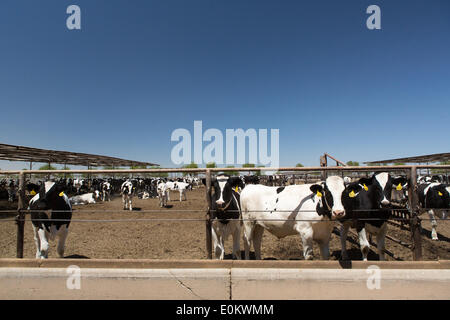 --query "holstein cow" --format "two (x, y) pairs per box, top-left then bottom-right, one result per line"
(240, 176), (354, 260)
(174, 181), (190, 201)
(204, 175), (245, 260)
(157, 182), (169, 208)
(121, 180), (135, 211)
(418, 183), (450, 240)
(101, 181), (112, 202)
(29, 181), (72, 259)
(69, 191), (101, 205)
(340, 172), (408, 261)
